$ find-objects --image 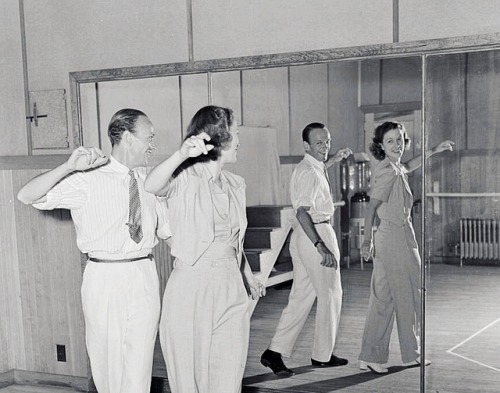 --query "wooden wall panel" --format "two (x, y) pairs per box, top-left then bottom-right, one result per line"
(210, 71), (242, 125)
(328, 62), (364, 153)
(97, 77), (183, 157)
(24, 0), (188, 90)
(289, 64), (329, 155)
(0, 171), (24, 372)
(11, 169), (88, 377)
(426, 152), (500, 258)
(0, 0), (28, 156)
(2, 167), (175, 380)
(425, 53), (467, 258)
(242, 68), (290, 155)
(425, 51), (500, 259)
(192, 0), (393, 60)
(180, 74), (210, 135)
(466, 50), (500, 150)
